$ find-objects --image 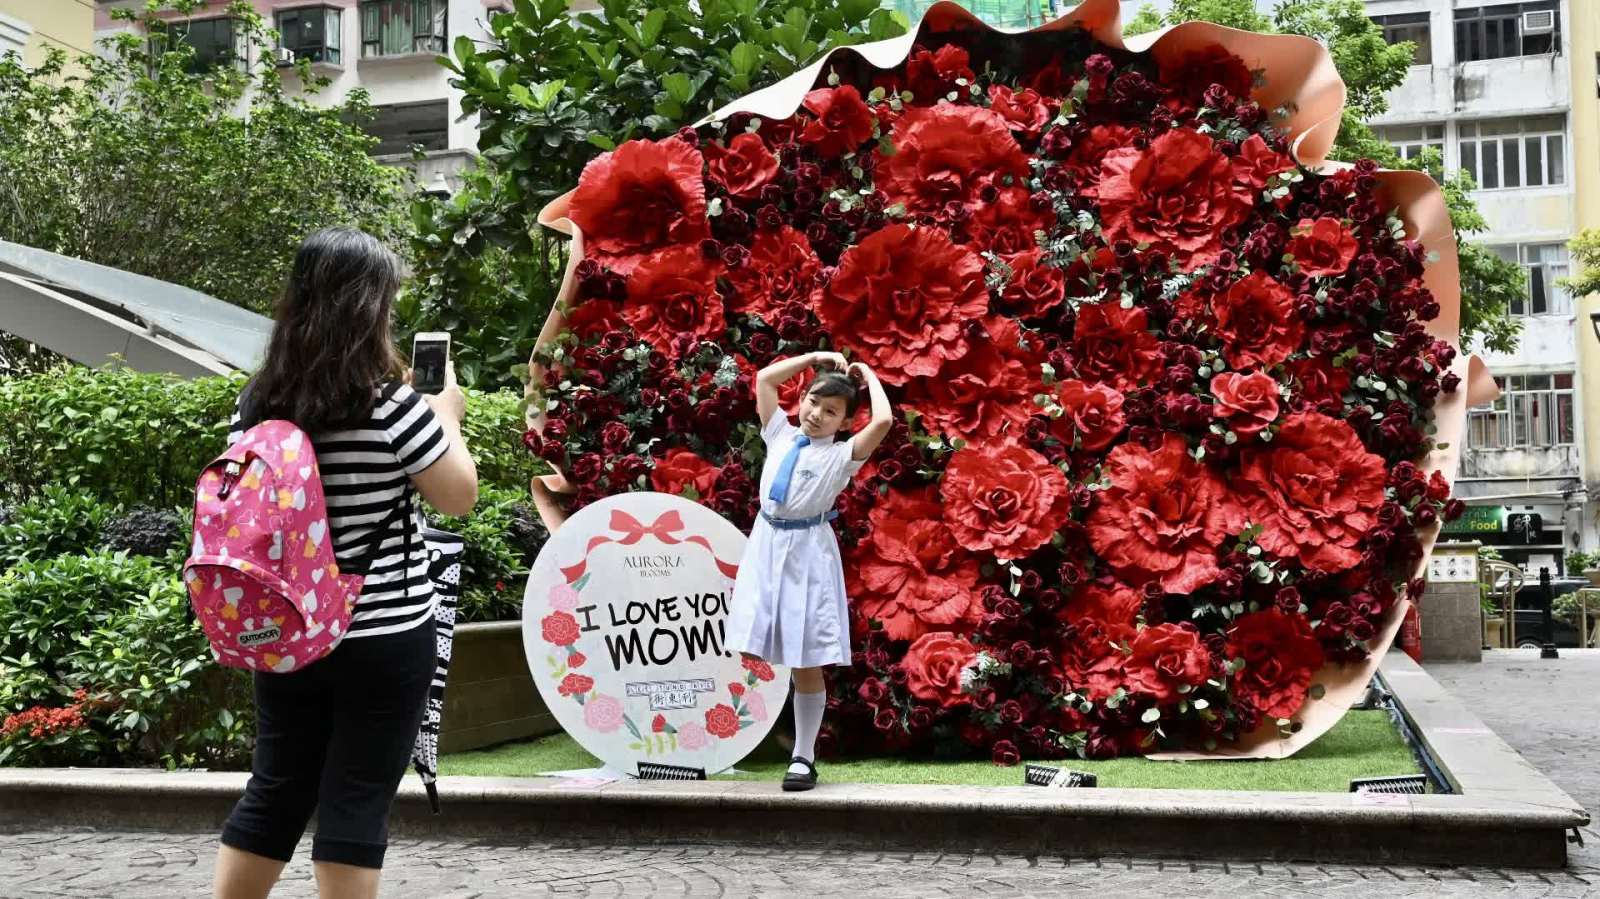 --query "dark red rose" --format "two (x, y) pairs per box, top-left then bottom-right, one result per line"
(858, 677), (888, 704)
(1210, 370), (1281, 440)
(1237, 413), (1388, 572)
(1097, 128), (1251, 271)
(1213, 271), (1305, 369)
(800, 85), (877, 158)
(875, 106), (1029, 222)
(1053, 379), (1126, 452)
(908, 705), (935, 731)
(623, 245), (727, 355)
(901, 631), (978, 708)
(1161, 44), (1254, 106)
(999, 248), (1066, 318)
(1287, 217), (1359, 278)
(902, 317), (1044, 443)
(849, 486), (982, 642)
(704, 132), (778, 200)
(987, 84), (1054, 139)
(1285, 356), (1351, 410)
(569, 452), (604, 485)
(967, 186), (1052, 256)
(822, 224), (988, 386)
(726, 225), (821, 320)
(1087, 433), (1247, 594)
(1123, 623), (1210, 703)
(873, 707), (899, 732)
(941, 443), (1072, 558)
(1227, 608), (1325, 720)
(705, 703), (740, 738)
(991, 739), (1021, 767)
(650, 448), (719, 499)
(600, 422), (633, 455)
(1071, 300), (1164, 393)
(570, 138), (708, 270)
